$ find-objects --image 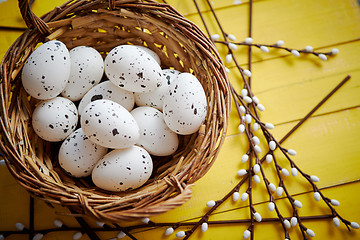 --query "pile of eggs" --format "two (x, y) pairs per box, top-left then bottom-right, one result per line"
(22, 40), (207, 192)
